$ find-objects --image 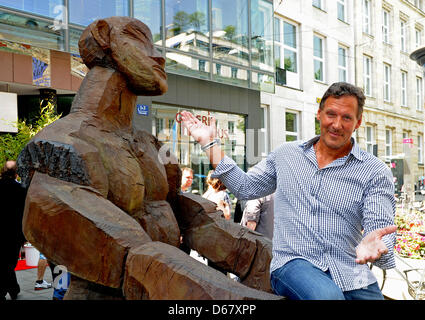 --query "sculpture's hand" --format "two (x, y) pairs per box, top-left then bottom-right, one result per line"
(180, 111), (217, 146)
(355, 225), (397, 264)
